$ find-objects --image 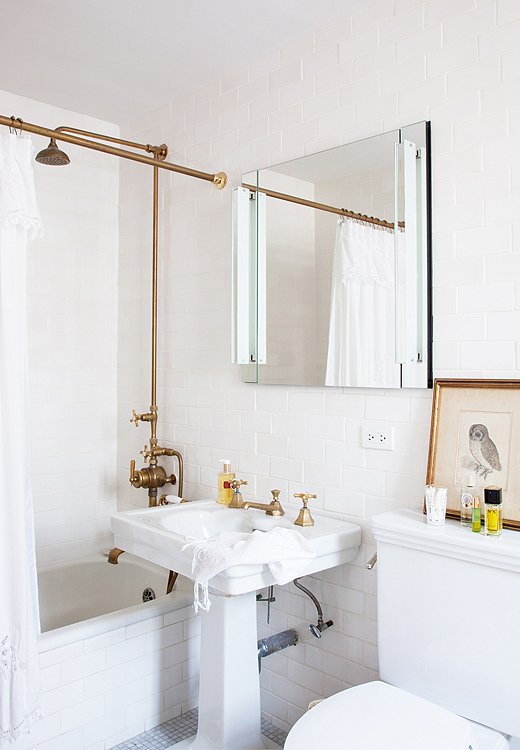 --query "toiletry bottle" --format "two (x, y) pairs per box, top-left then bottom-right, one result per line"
(460, 472), (477, 526)
(484, 486), (503, 537)
(471, 496), (481, 533)
(217, 460), (235, 505)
